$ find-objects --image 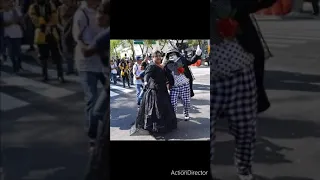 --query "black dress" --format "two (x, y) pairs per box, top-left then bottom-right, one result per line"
(230, 0), (276, 113)
(130, 62), (177, 136)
